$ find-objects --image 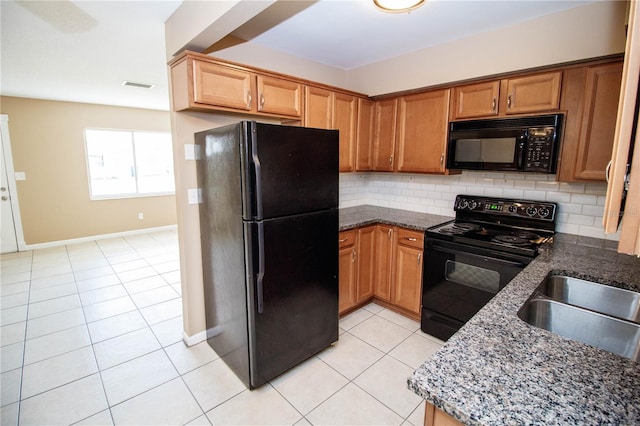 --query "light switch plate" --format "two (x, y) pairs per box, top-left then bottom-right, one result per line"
(14, 172), (26, 181)
(184, 144), (201, 161)
(188, 188), (202, 204)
